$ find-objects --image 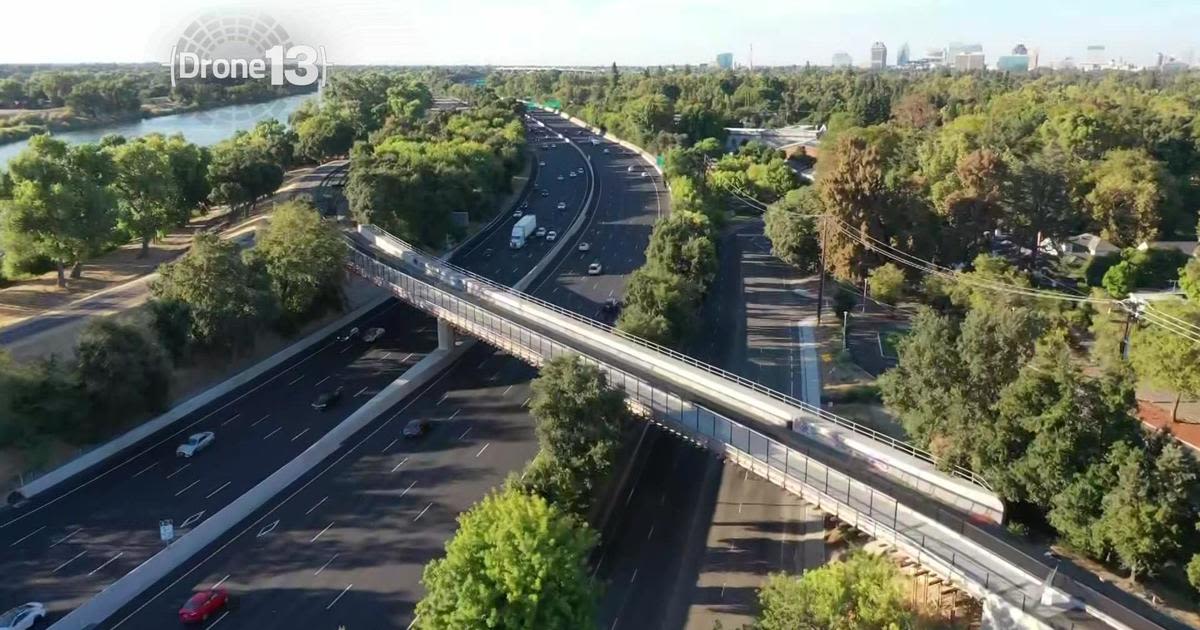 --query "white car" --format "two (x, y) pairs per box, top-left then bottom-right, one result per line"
(513, 209), (523, 218)
(556, 174), (564, 181)
(603, 148), (609, 153)
(538, 161), (546, 166)
(587, 262), (603, 276)
(557, 201), (568, 210)
(546, 231), (558, 242)
(640, 171), (648, 177)
(363, 327), (385, 343)
(569, 171), (576, 178)
(176, 431), (215, 458)
(627, 165), (635, 172)
(578, 242), (591, 252)
(535, 227), (547, 238)
(0, 603), (45, 630)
